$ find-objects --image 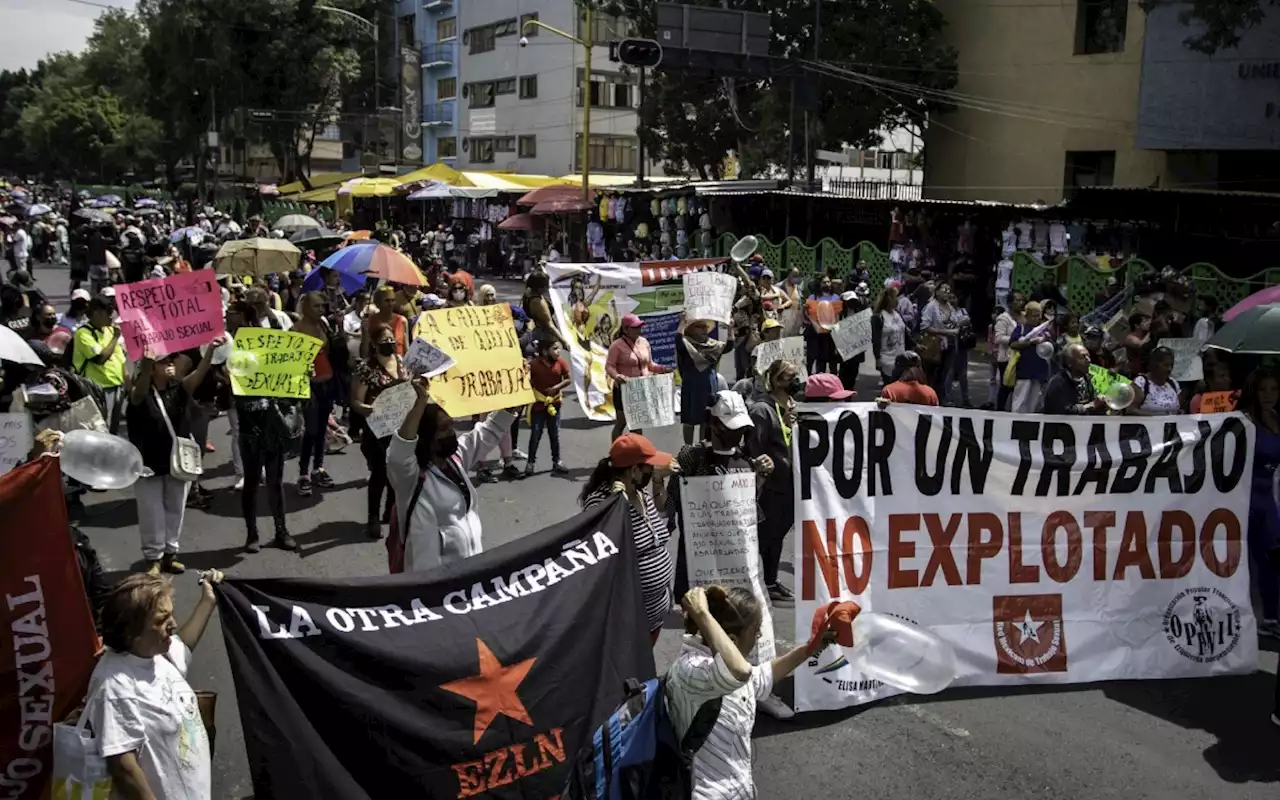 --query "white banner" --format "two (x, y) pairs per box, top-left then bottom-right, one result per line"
(752, 336), (807, 379)
(682, 271), (737, 325)
(792, 404), (1257, 711)
(681, 473), (776, 662)
(621, 372), (676, 430)
(831, 309), (872, 362)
